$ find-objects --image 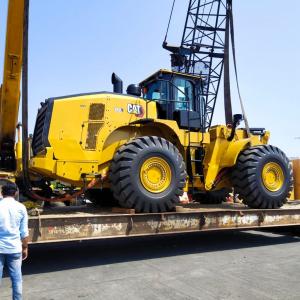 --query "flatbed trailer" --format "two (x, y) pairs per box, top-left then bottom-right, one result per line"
(28, 202), (300, 243)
